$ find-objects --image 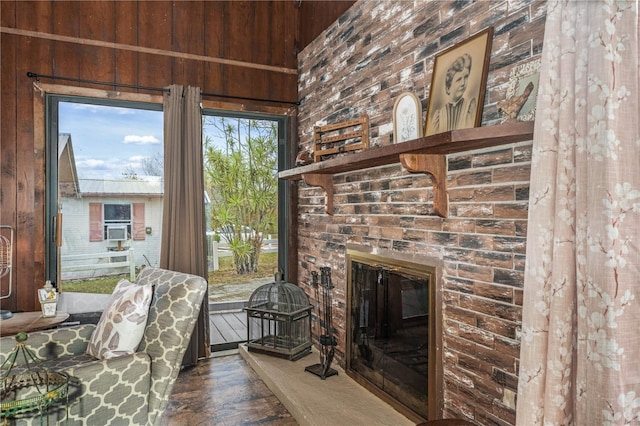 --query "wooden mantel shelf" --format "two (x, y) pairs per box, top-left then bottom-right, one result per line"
(280, 121), (534, 217)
